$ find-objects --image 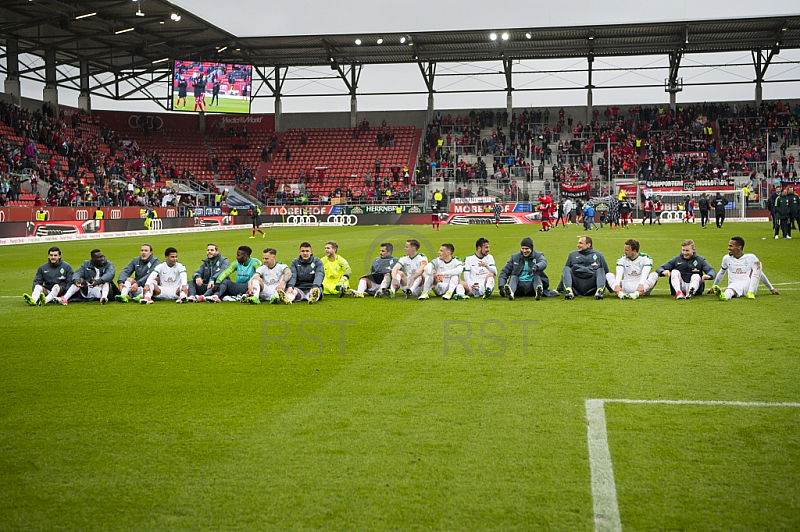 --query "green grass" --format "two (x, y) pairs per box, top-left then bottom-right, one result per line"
(172, 94), (250, 114)
(1, 223), (799, 530)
